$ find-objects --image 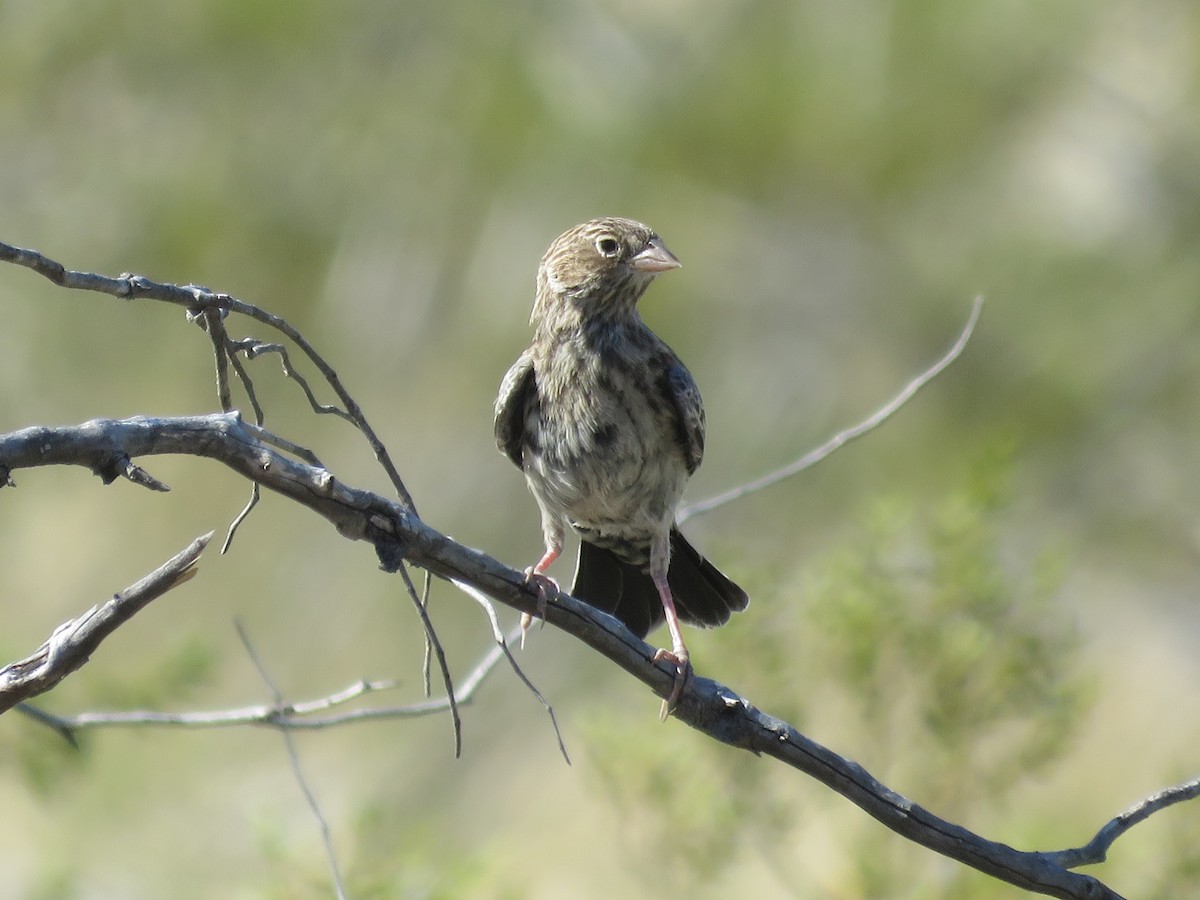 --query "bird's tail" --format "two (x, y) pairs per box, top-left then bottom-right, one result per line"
(570, 528), (749, 639)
